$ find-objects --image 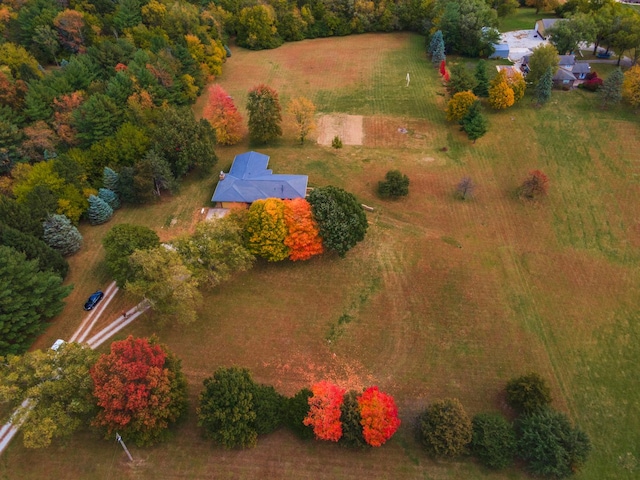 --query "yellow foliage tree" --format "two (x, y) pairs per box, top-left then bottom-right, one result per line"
(489, 70), (515, 110)
(446, 91), (478, 122)
(246, 198), (290, 262)
(288, 97), (317, 144)
(508, 71), (526, 102)
(622, 65), (640, 109)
